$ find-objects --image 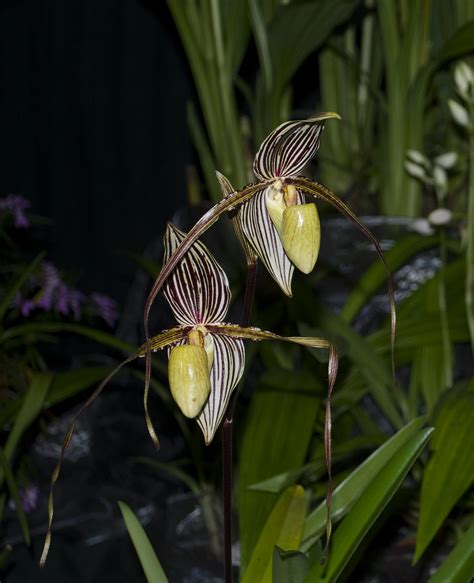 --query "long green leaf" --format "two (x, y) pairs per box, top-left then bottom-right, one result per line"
(118, 501), (168, 583)
(0, 322), (132, 352)
(242, 485), (306, 583)
(301, 417), (427, 551)
(46, 367), (114, 407)
(428, 520), (474, 583)
(4, 373), (52, 462)
(0, 252), (45, 321)
(415, 390), (474, 561)
(0, 447), (30, 546)
(305, 428), (433, 581)
(268, 0), (359, 89)
(239, 371), (321, 570)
